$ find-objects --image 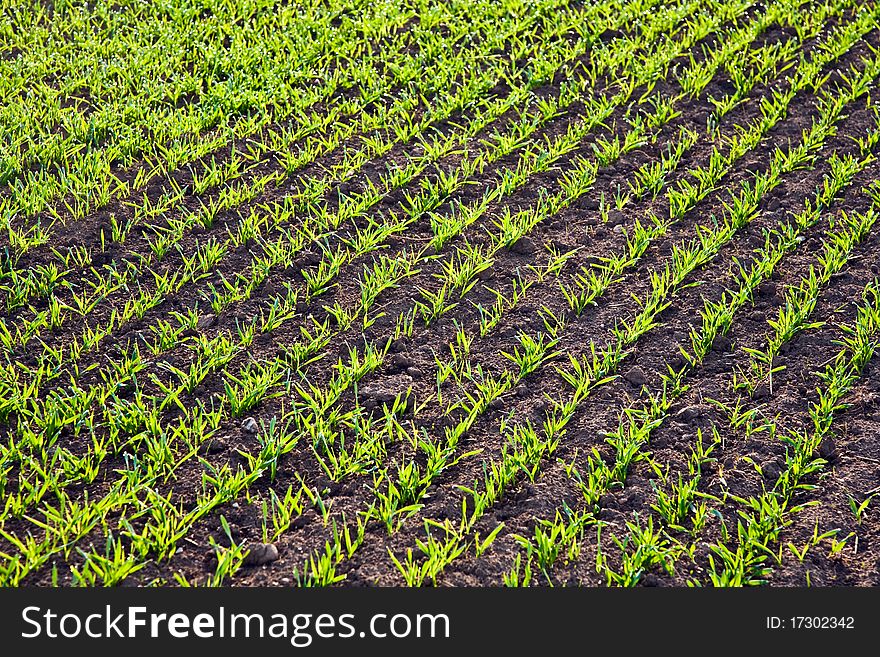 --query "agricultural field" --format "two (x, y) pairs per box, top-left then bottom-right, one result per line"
(1, 0), (879, 589)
